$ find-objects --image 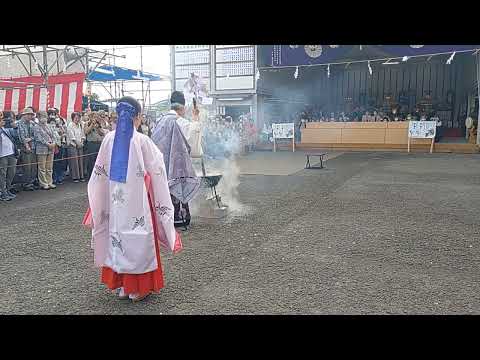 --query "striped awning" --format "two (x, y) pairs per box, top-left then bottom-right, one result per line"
(0, 72), (85, 119)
